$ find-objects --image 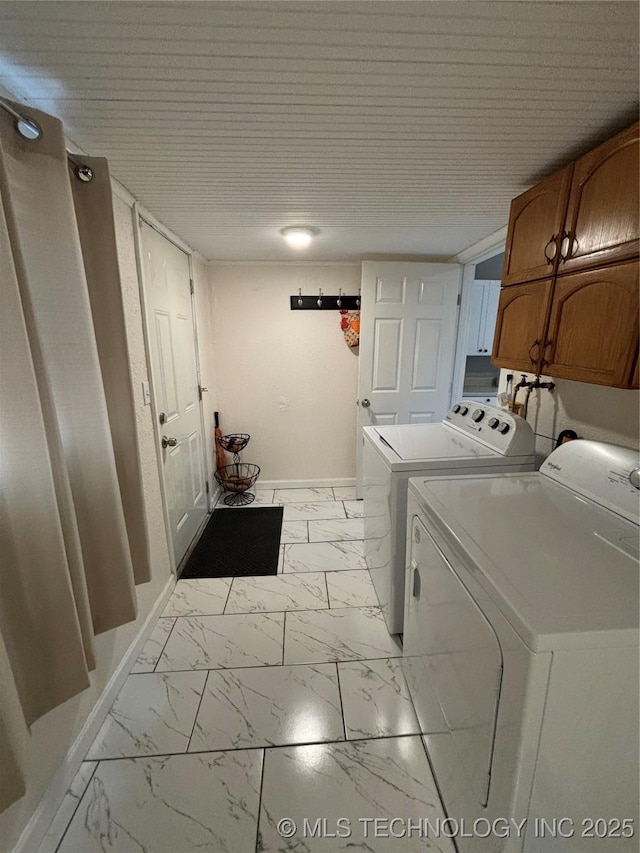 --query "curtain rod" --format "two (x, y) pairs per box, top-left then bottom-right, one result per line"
(0, 98), (94, 181)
